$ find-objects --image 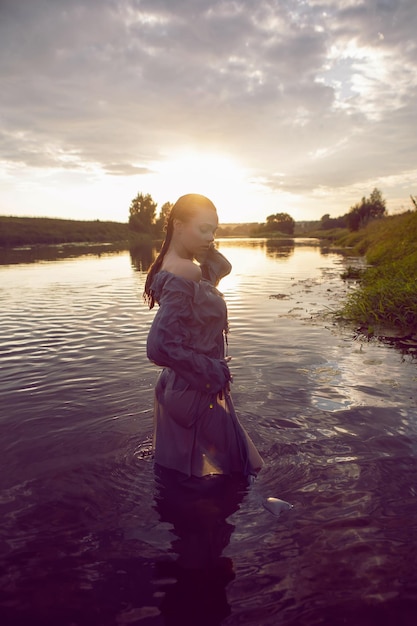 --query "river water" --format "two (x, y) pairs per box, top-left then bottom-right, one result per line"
(0, 239), (416, 626)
